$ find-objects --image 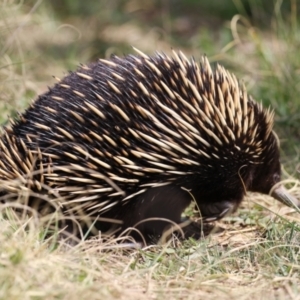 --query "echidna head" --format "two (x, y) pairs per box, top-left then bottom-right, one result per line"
(250, 134), (299, 208)
(251, 158), (281, 196)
